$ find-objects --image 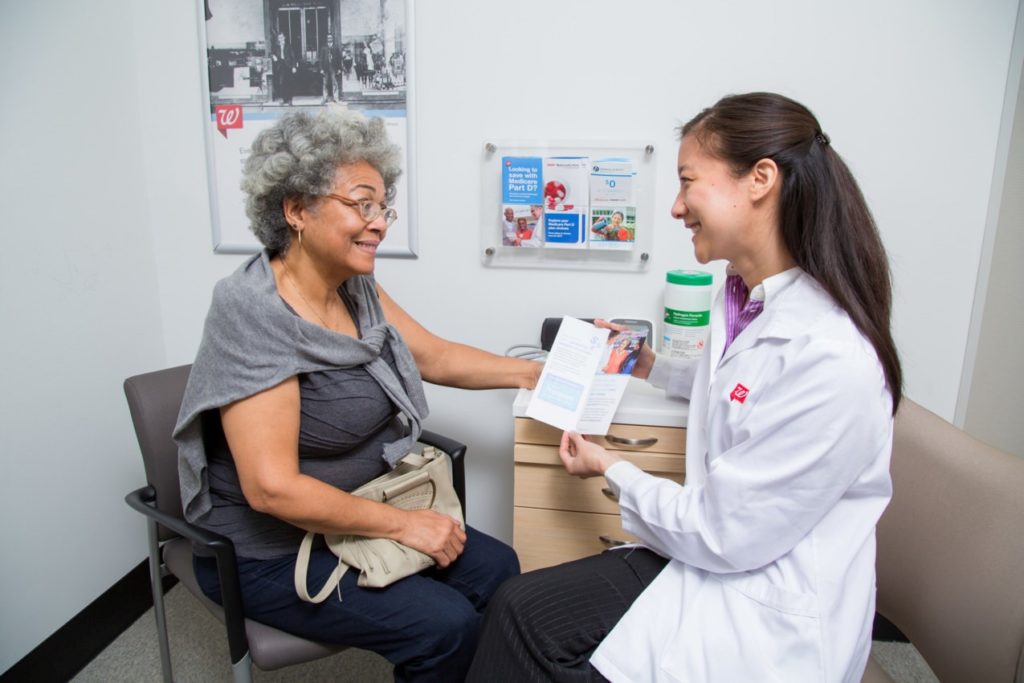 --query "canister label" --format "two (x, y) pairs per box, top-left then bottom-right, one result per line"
(662, 323), (708, 358)
(664, 308), (710, 327)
